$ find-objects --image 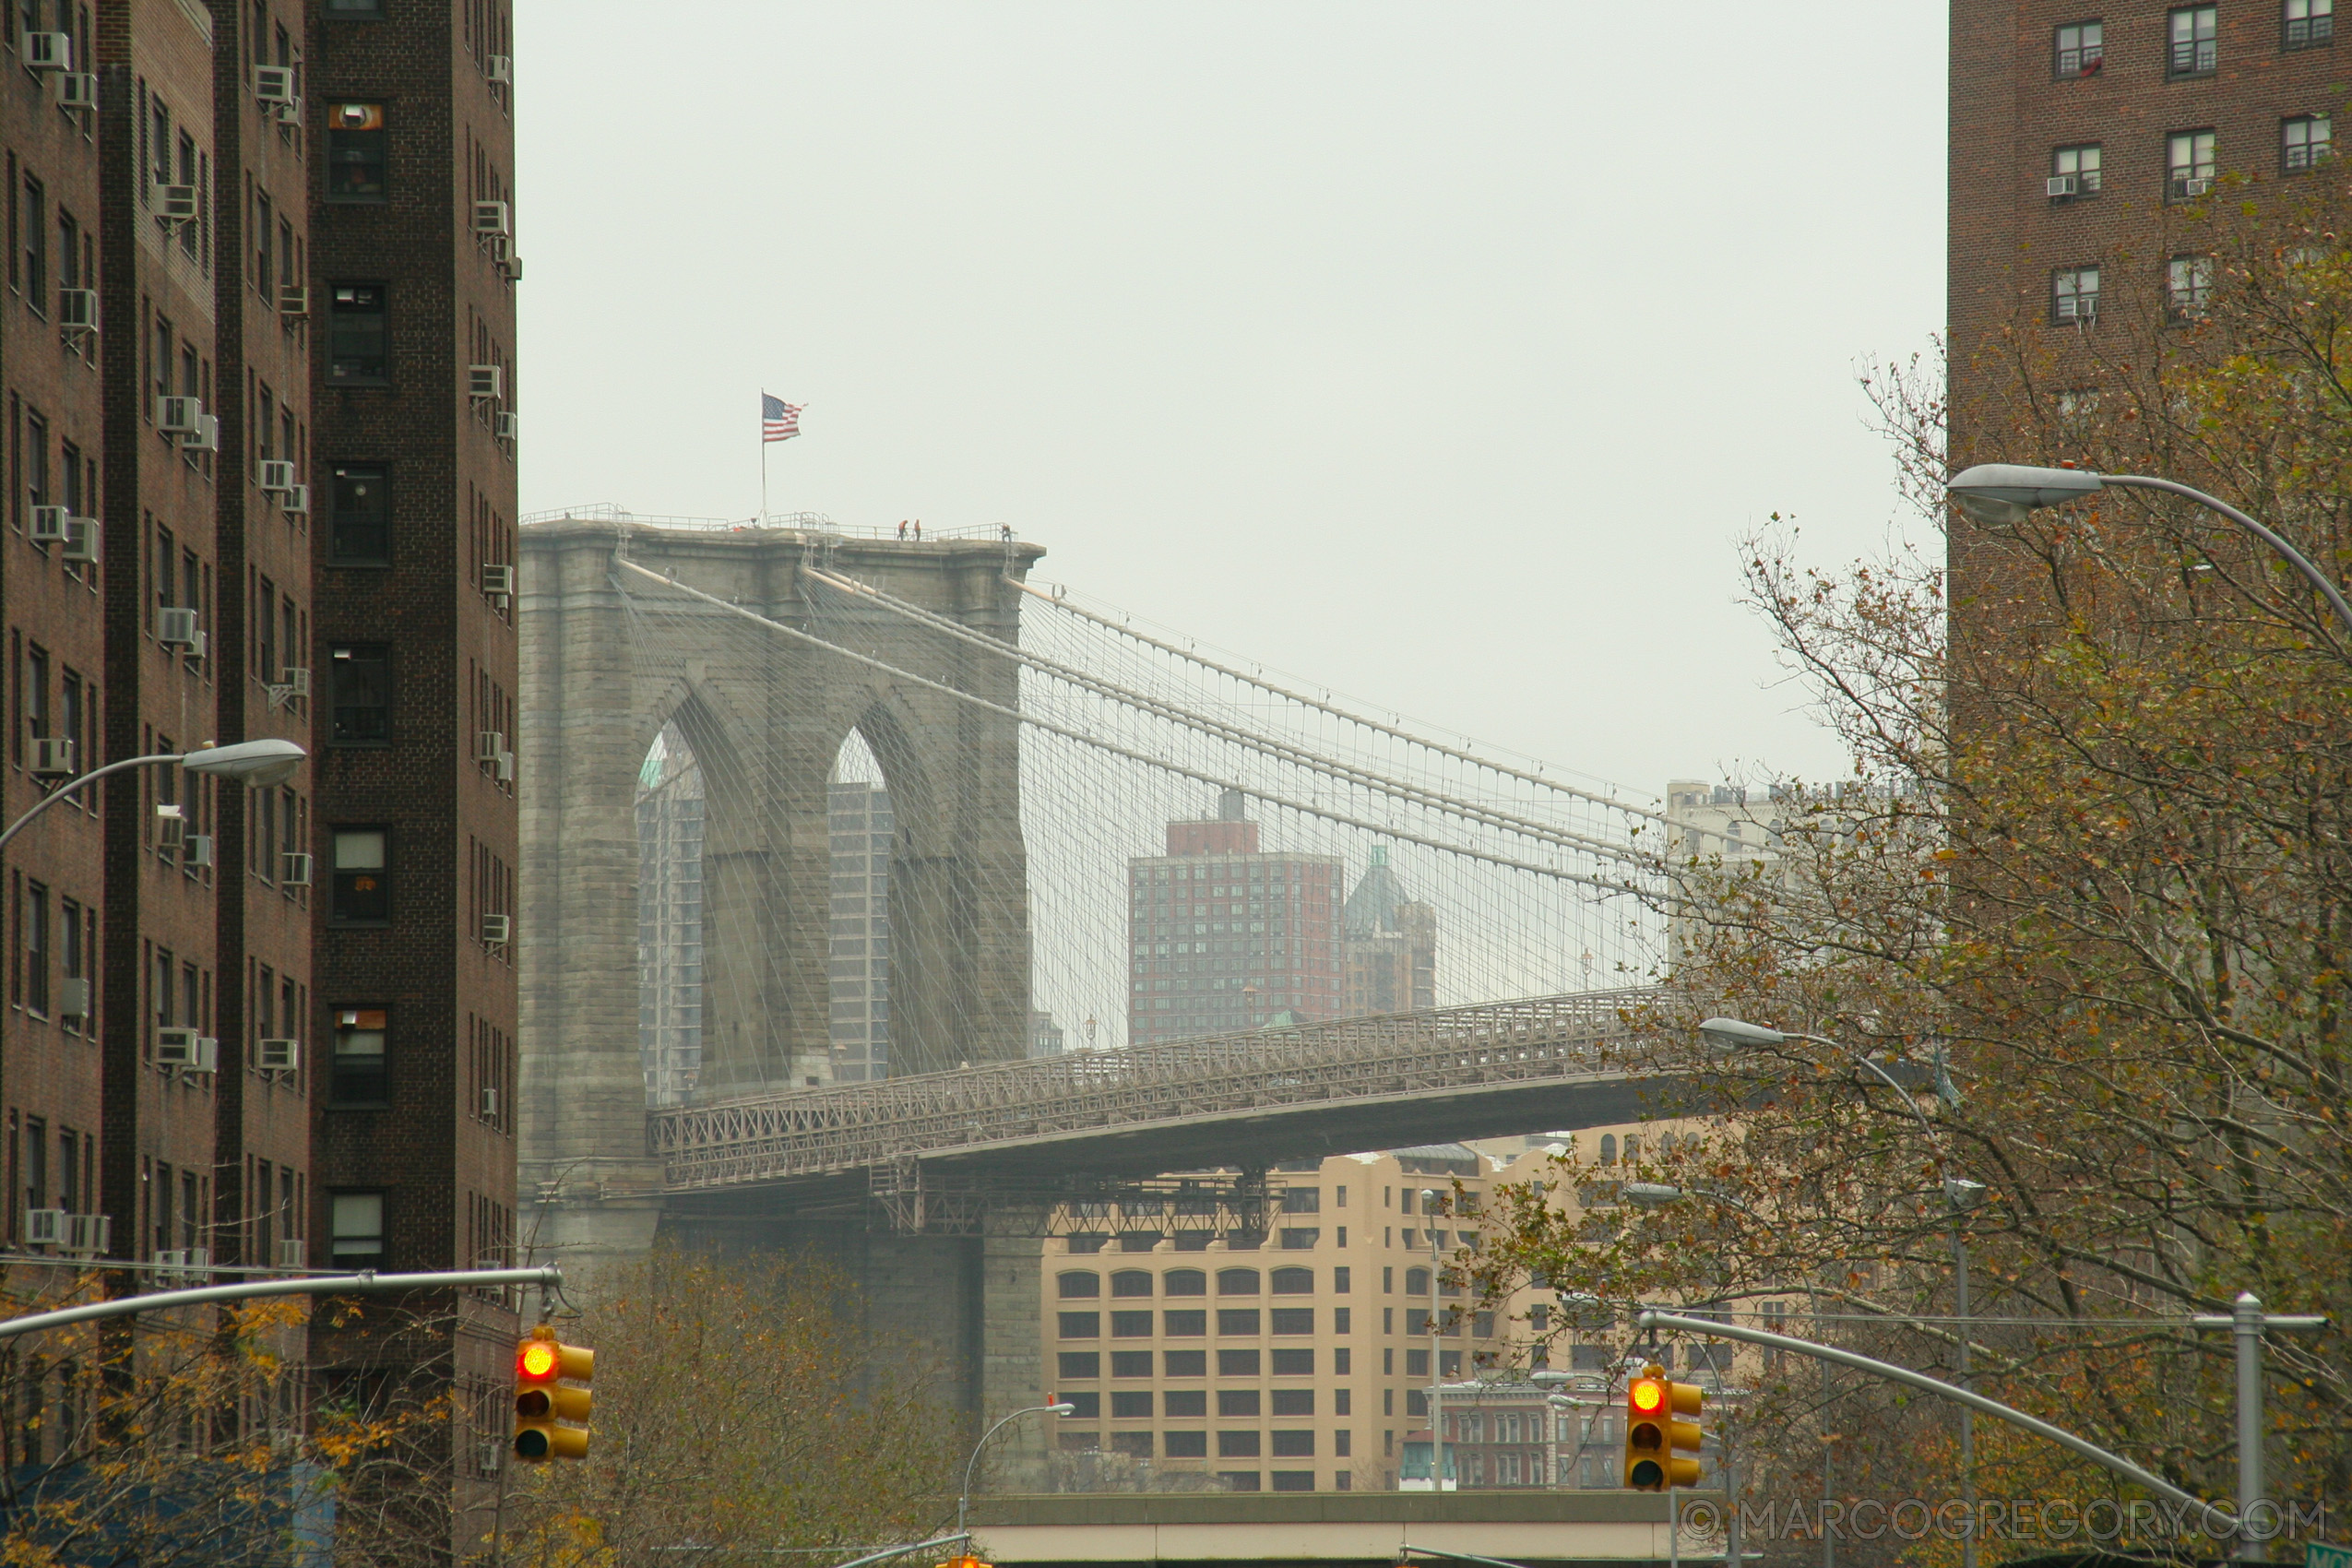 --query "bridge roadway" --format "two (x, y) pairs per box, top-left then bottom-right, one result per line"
(650, 987), (1713, 1218)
